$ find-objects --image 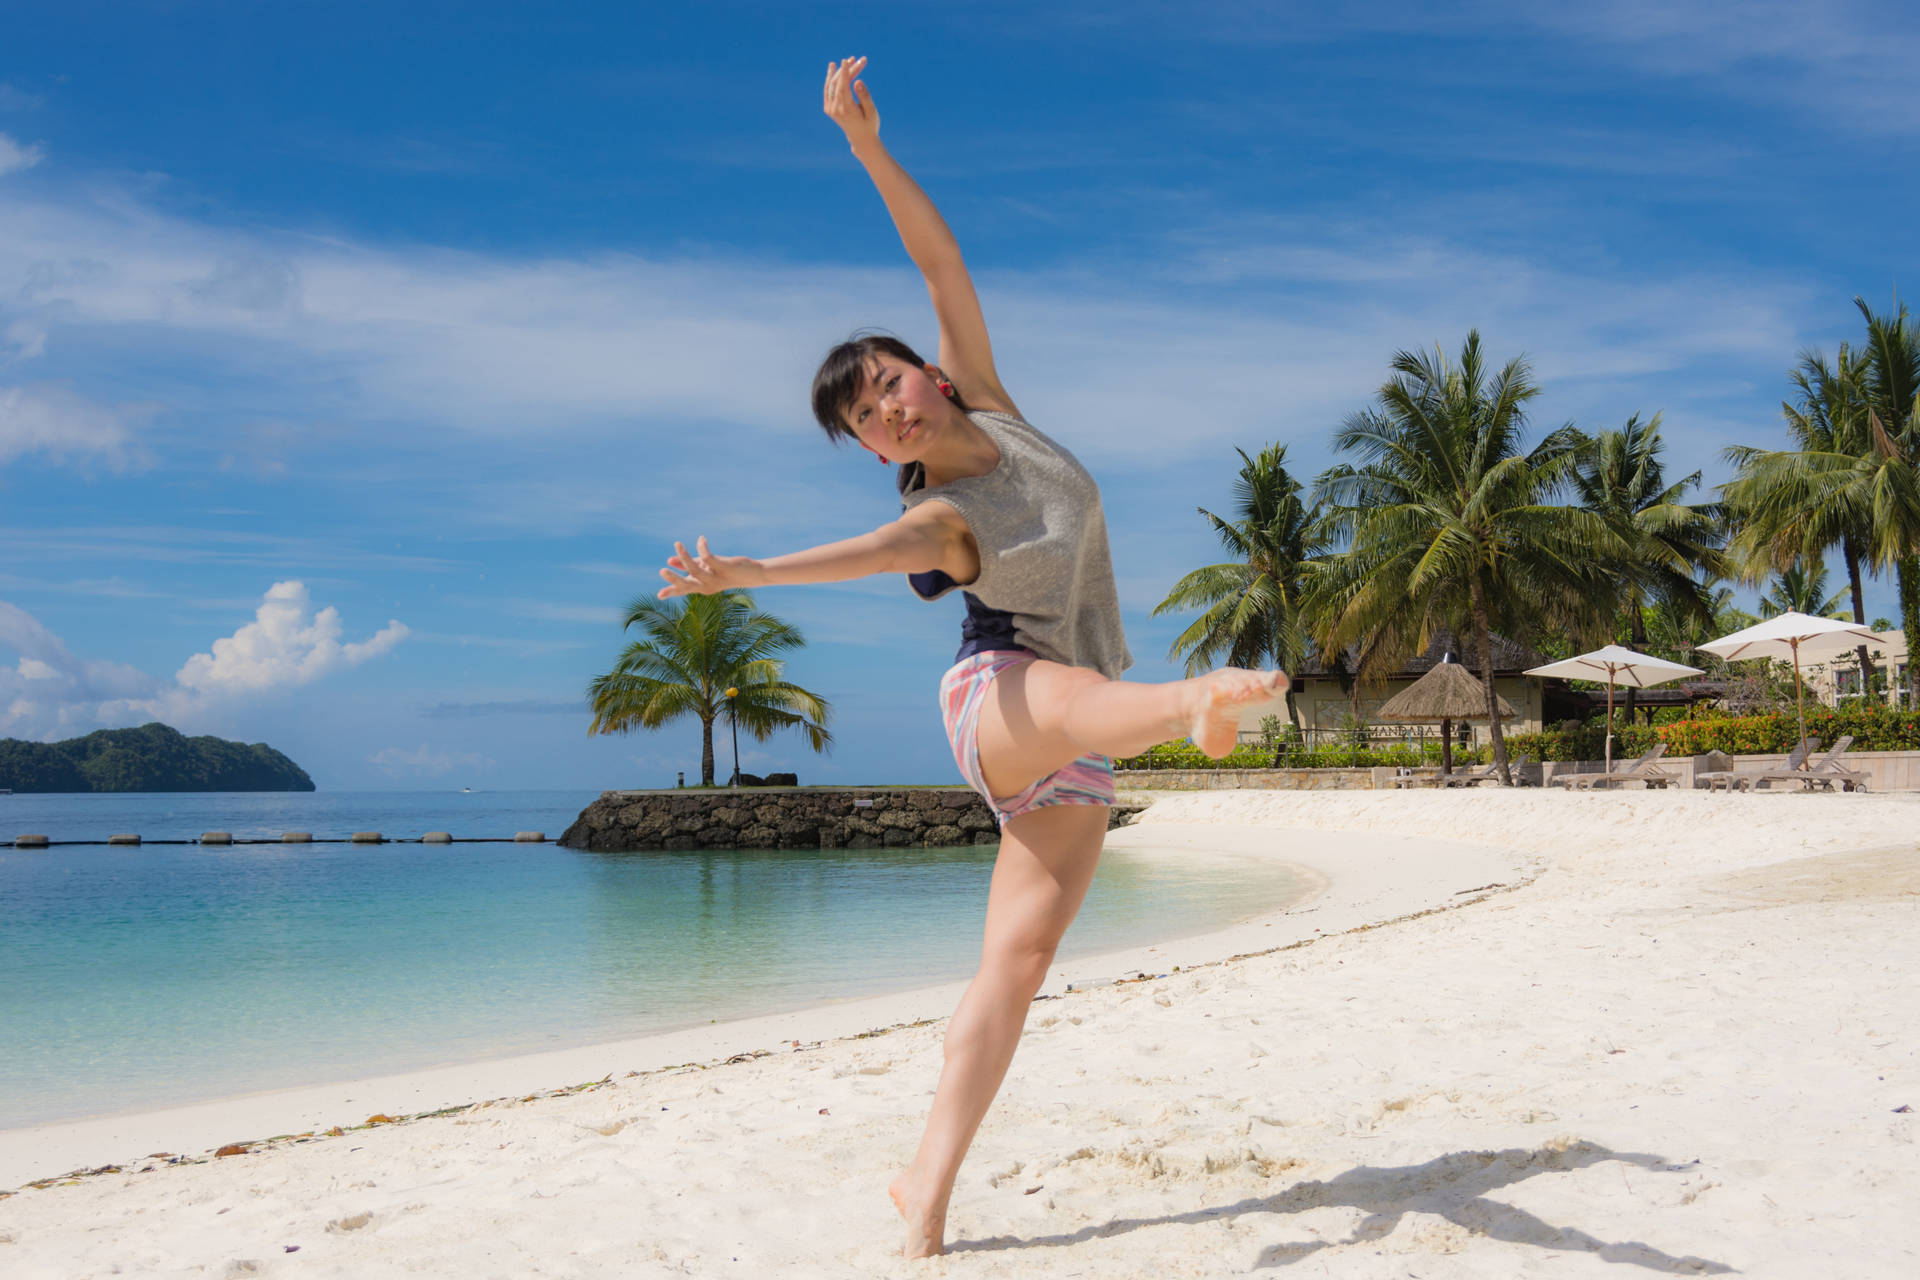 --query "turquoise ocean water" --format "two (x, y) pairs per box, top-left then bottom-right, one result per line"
(0, 790), (1309, 1128)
